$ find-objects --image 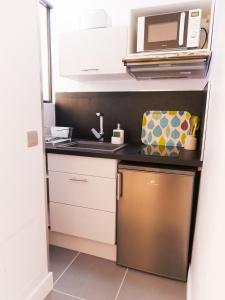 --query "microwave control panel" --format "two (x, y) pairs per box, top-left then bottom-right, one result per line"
(187, 9), (202, 48)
